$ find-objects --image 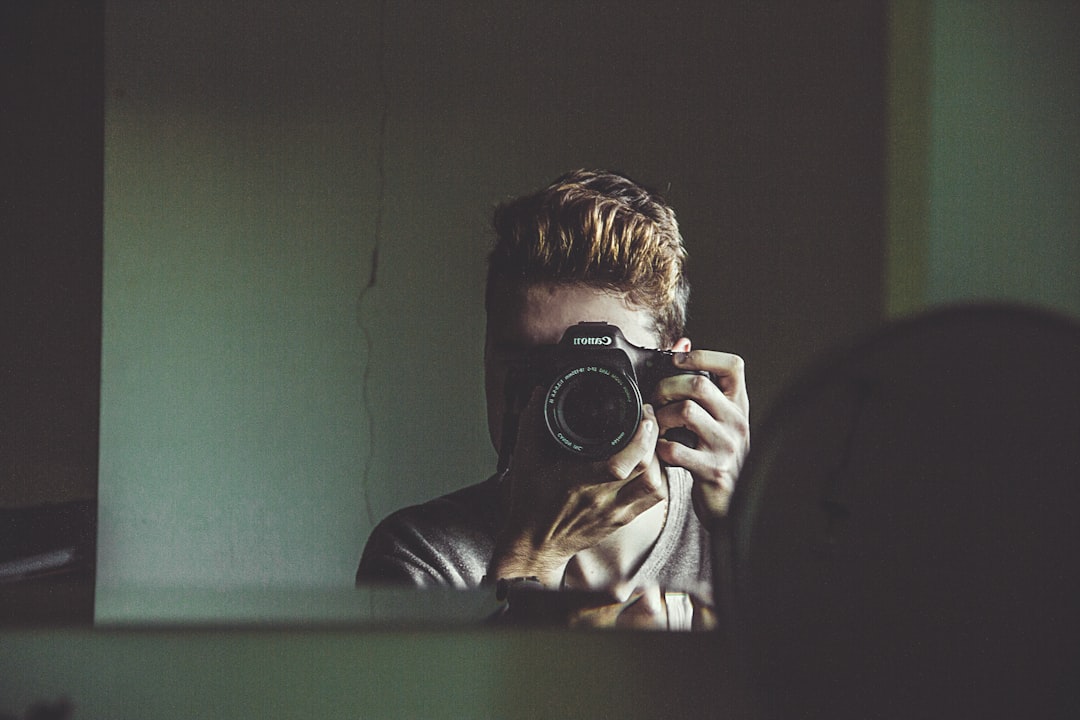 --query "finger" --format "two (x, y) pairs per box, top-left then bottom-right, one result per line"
(568, 602), (626, 629)
(613, 455), (666, 515)
(616, 586), (669, 630)
(690, 479), (735, 525)
(603, 404), (658, 482)
(673, 350), (749, 416)
(654, 398), (748, 458)
(656, 435), (707, 474)
(663, 591), (696, 631)
(653, 371), (732, 423)
(656, 421), (740, 521)
(609, 580), (637, 604)
(691, 597), (719, 631)
(657, 433), (738, 496)
(567, 585), (645, 628)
